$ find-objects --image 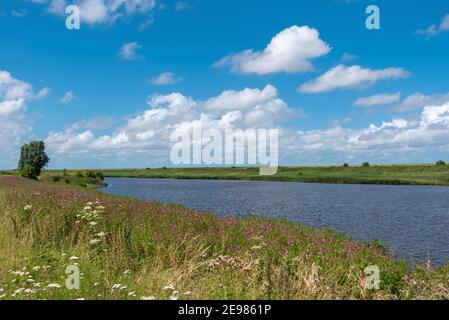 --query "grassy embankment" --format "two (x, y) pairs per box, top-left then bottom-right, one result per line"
(4, 164), (449, 186)
(44, 164), (449, 186)
(0, 175), (448, 300)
